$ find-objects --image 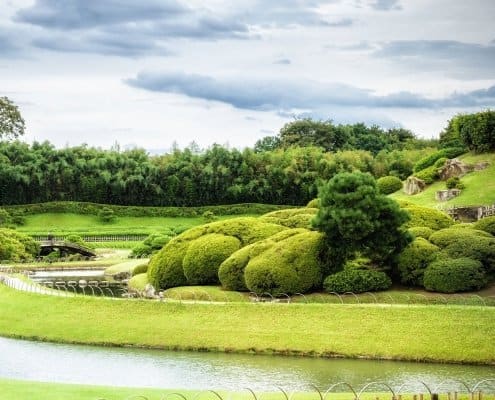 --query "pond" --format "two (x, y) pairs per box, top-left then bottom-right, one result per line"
(0, 337), (493, 392)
